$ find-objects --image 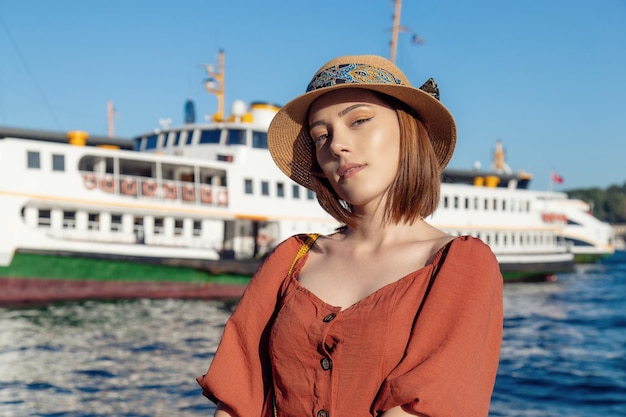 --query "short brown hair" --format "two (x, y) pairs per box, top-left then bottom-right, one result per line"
(310, 94), (441, 229)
